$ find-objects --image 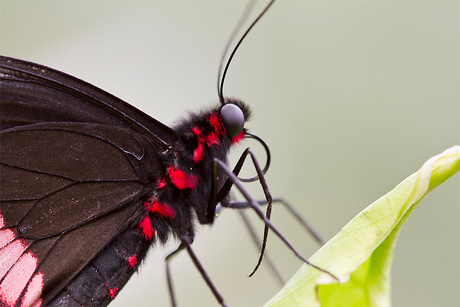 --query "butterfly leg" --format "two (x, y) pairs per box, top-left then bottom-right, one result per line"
(212, 155), (338, 281)
(228, 197), (324, 285)
(165, 236), (227, 307)
(165, 243), (184, 307)
(227, 196), (325, 276)
(206, 147), (274, 276)
(237, 209), (285, 286)
(181, 234), (228, 307)
(229, 198), (325, 245)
